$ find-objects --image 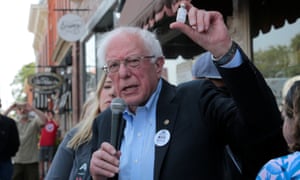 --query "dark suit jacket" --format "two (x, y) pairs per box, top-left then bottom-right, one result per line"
(0, 115), (20, 161)
(90, 49), (288, 179)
